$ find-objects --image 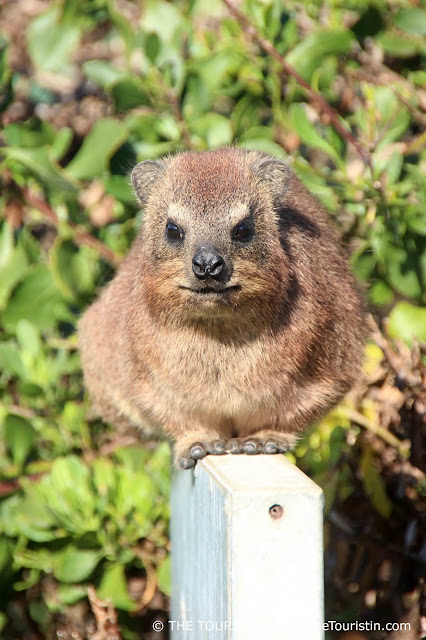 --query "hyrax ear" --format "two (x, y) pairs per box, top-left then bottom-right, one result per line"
(252, 157), (291, 208)
(131, 160), (166, 207)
